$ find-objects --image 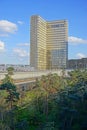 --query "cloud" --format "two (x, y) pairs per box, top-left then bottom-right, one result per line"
(13, 48), (29, 57)
(17, 21), (24, 25)
(0, 20), (17, 36)
(18, 43), (30, 46)
(68, 36), (87, 45)
(76, 53), (87, 59)
(0, 40), (5, 52)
